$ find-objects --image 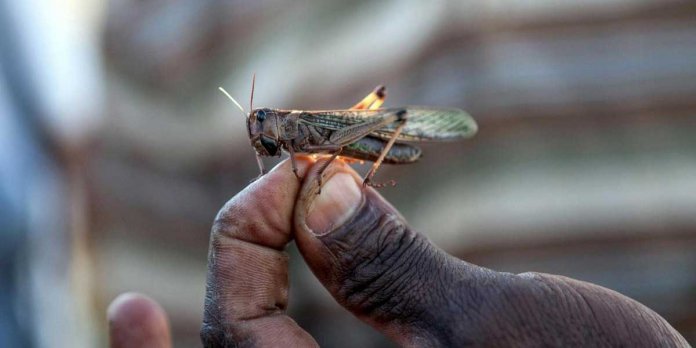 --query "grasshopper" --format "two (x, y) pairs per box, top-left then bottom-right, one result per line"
(219, 76), (477, 188)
